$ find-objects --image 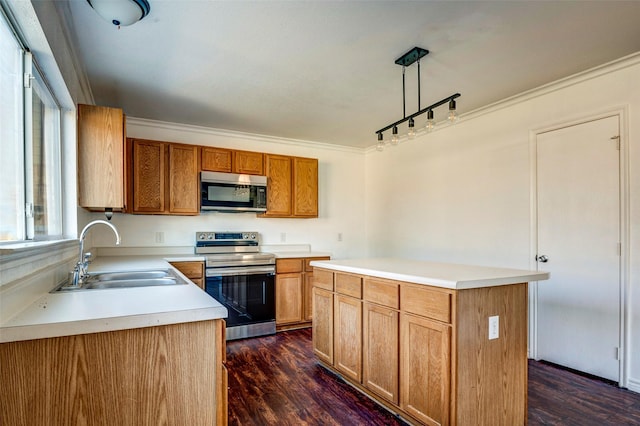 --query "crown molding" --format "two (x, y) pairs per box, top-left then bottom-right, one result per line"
(461, 51), (640, 123)
(126, 117), (365, 154)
